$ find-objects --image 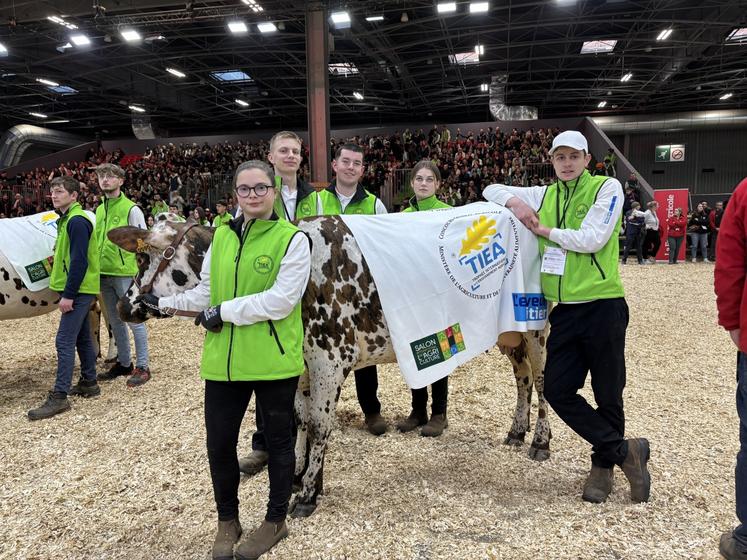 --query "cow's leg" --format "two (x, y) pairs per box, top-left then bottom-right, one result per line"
(503, 340), (532, 446)
(88, 300), (102, 358)
(293, 372), (310, 488)
(97, 294), (118, 362)
(527, 329), (552, 461)
(290, 364), (346, 518)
